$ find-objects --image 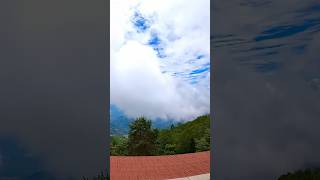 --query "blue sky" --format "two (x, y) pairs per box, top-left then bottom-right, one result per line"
(110, 0), (210, 121)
